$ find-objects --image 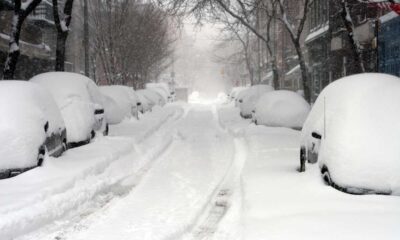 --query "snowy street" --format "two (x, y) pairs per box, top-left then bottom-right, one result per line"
(1, 101), (399, 240)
